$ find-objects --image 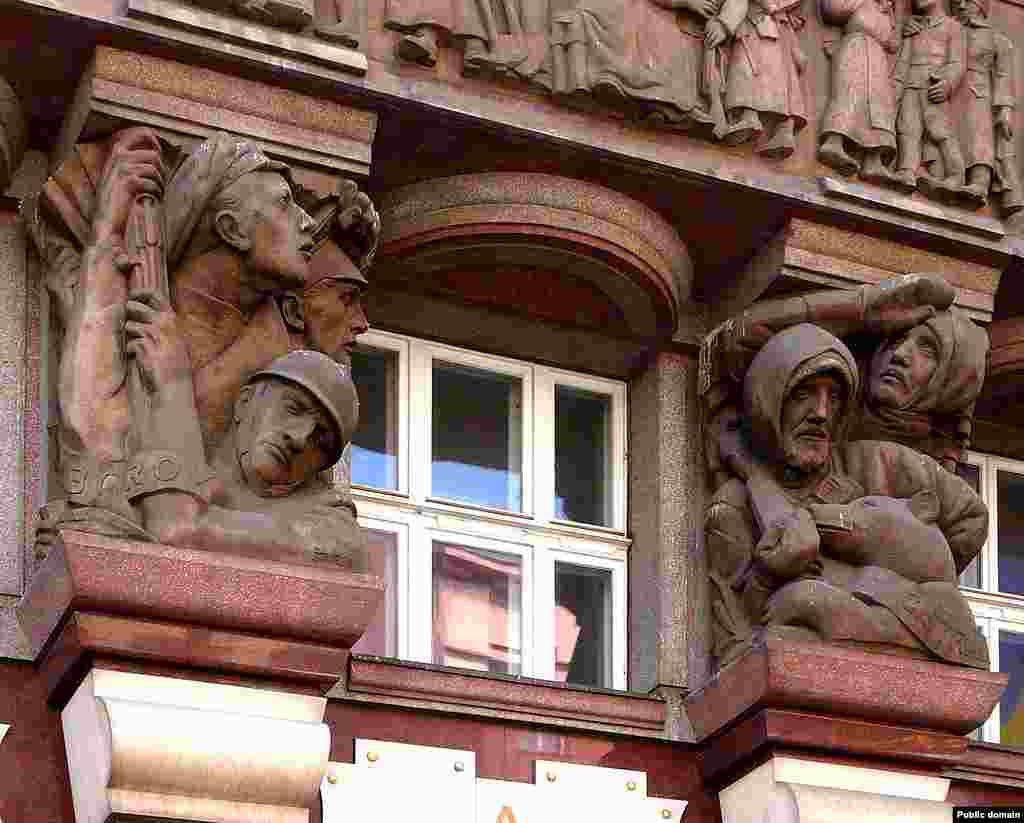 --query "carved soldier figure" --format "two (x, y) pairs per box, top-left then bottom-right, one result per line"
(706, 324), (988, 667)
(952, 0), (1023, 213)
(890, 0), (967, 195)
(817, 0), (900, 181)
(705, 0), (809, 157)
